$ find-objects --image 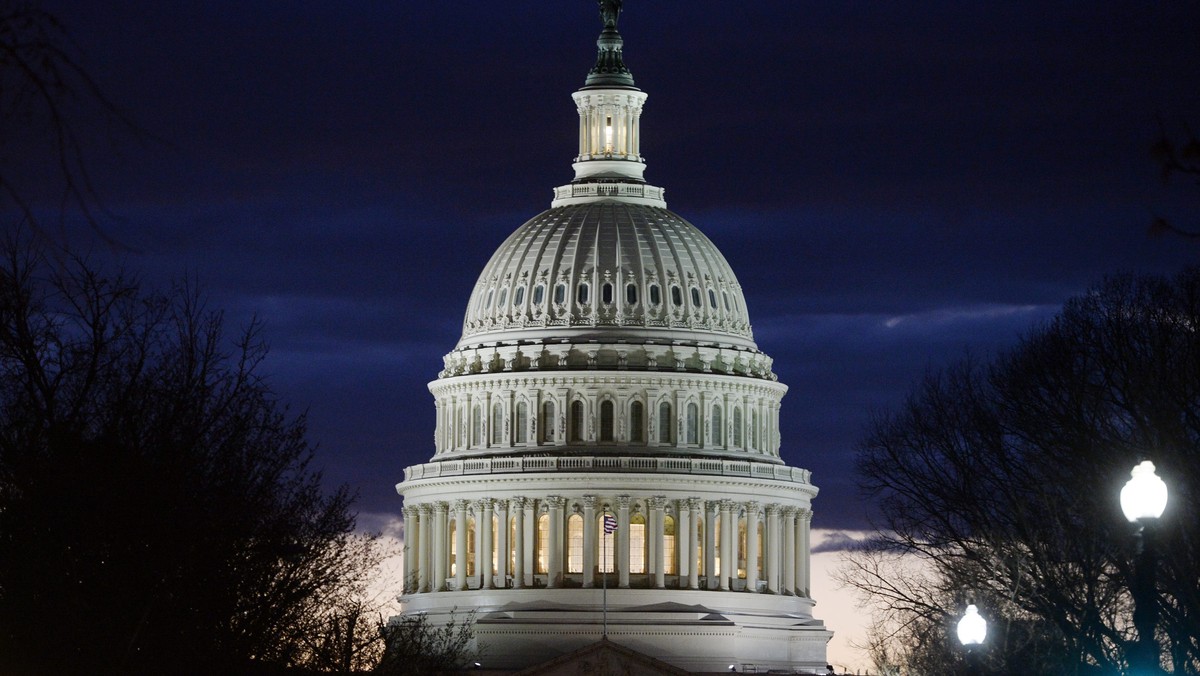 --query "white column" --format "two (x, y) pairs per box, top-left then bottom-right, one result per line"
(782, 507), (796, 596)
(583, 495), (597, 588)
(433, 502), (448, 591)
(617, 495), (631, 588)
(401, 506), (416, 594)
(719, 500), (734, 591)
(650, 496), (666, 588)
(765, 504), (780, 594)
(548, 496), (564, 588)
(454, 500), (468, 591)
(495, 499), (509, 588)
(522, 499), (536, 588)
(417, 504), (431, 593)
(799, 507), (812, 597)
(512, 498), (526, 589)
(480, 499), (494, 589)
(677, 499), (692, 586)
(704, 501), (718, 590)
(746, 501), (760, 593)
(473, 500), (485, 588)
